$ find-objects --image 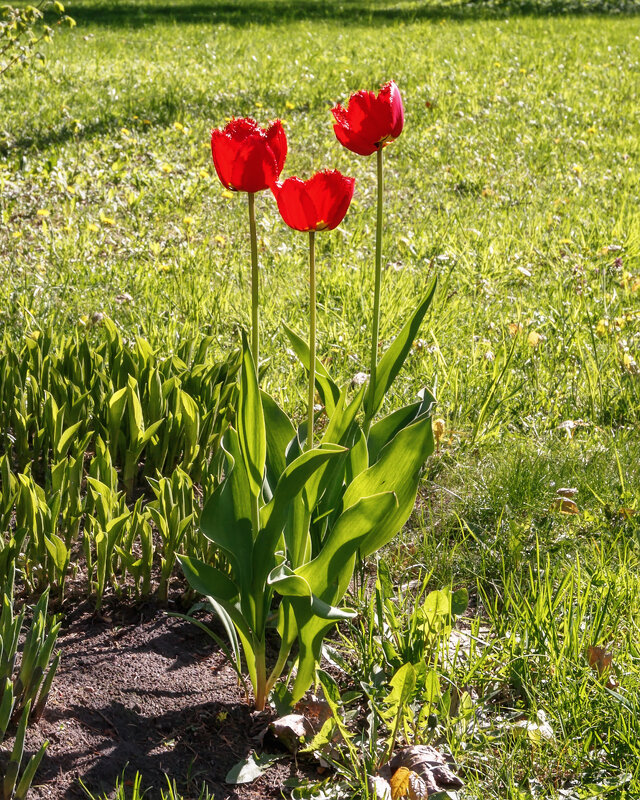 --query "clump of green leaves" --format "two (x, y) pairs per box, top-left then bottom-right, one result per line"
(0, 1), (74, 78)
(0, 570), (58, 800)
